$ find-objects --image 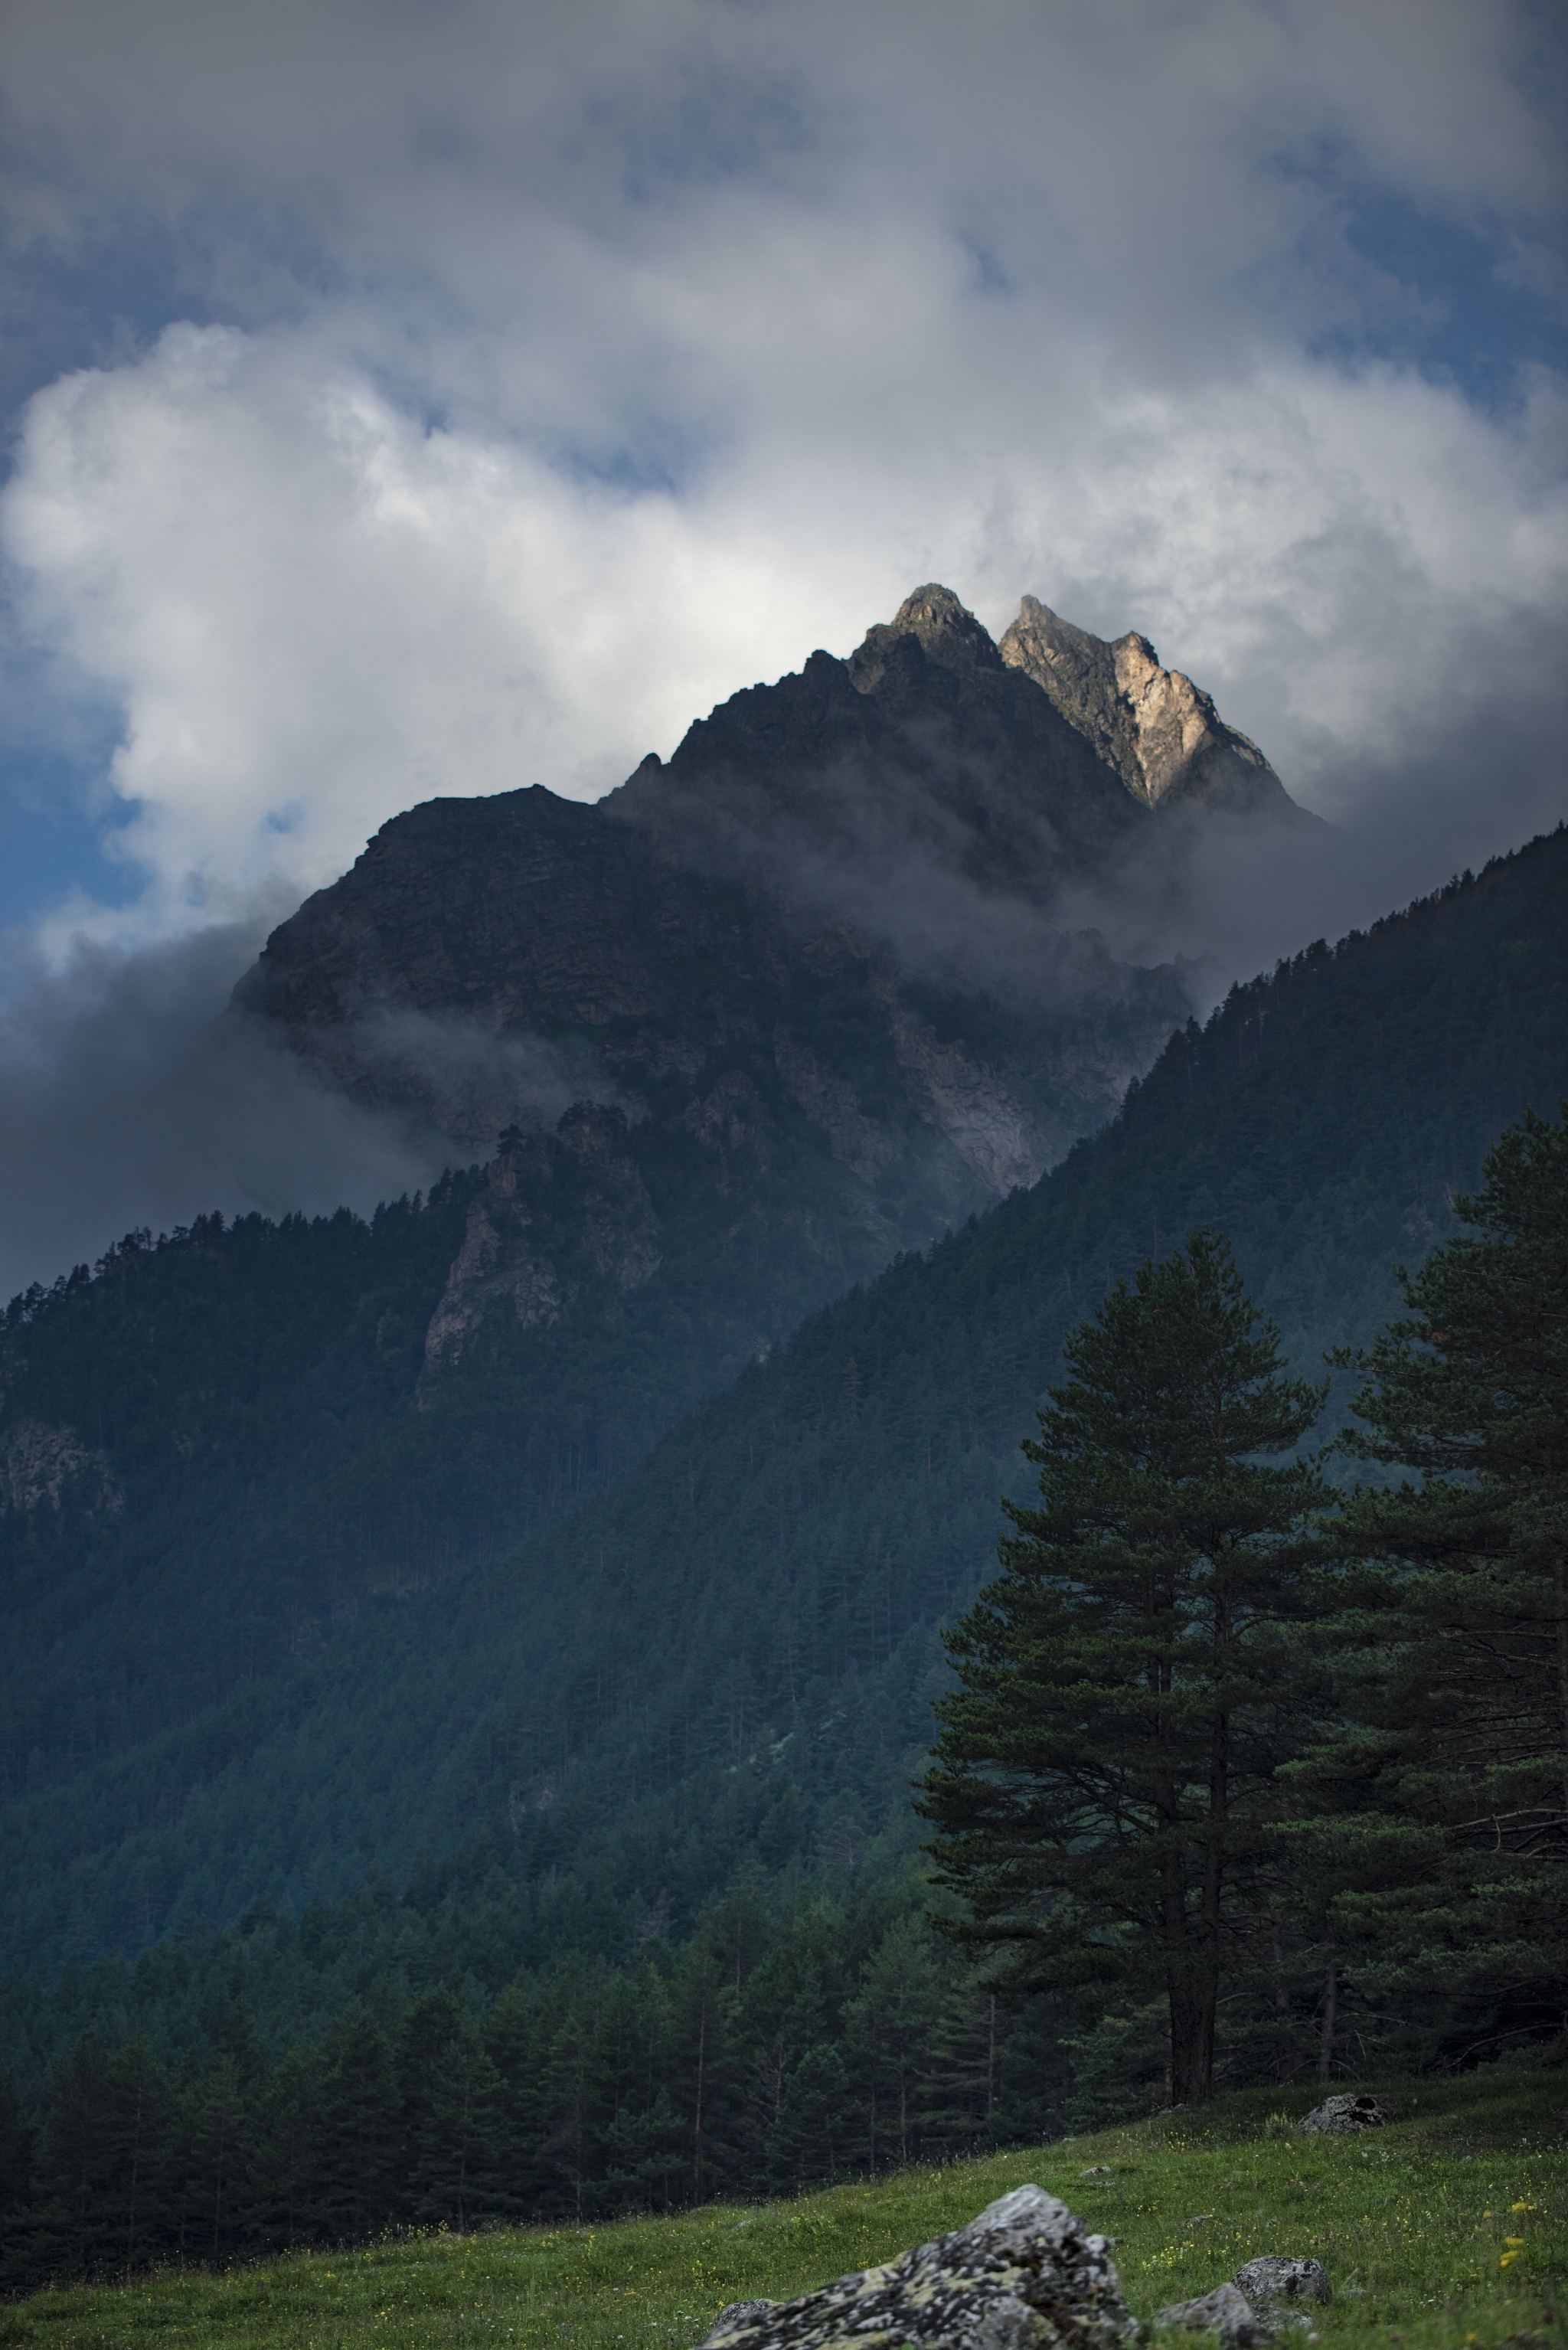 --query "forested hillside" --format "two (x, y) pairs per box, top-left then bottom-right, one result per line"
(5, 826), (1563, 1981)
